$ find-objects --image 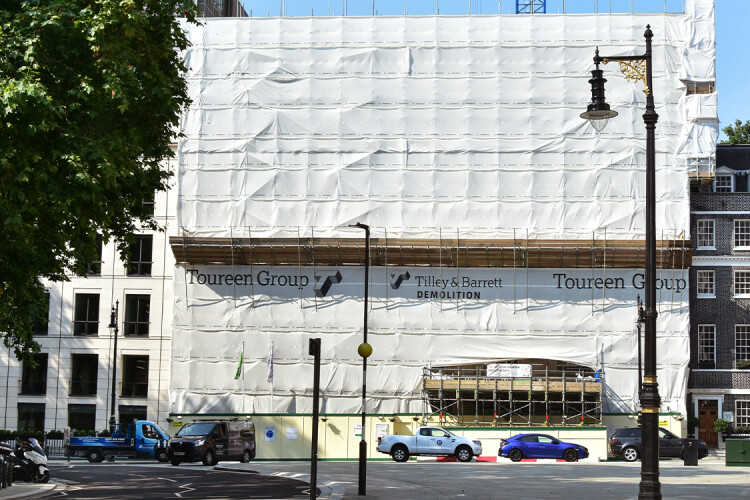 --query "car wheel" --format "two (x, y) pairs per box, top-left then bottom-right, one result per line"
(456, 446), (473, 462)
(508, 449), (523, 462)
(622, 446), (639, 462)
(392, 445), (410, 463)
(563, 449), (578, 462)
(87, 449), (104, 463)
(155, 449), (168, 462)
(241, 450), (252, 463)
(202, 450), (215, 466)
(170, 459), (181, 466)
